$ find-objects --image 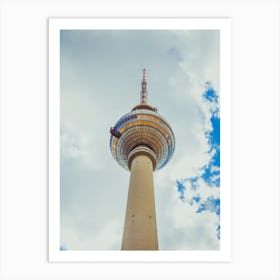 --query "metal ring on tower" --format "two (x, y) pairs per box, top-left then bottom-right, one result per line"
(127, 146), (157, 170)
